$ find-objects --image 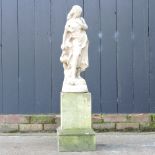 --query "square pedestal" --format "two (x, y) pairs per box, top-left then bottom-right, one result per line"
(57, 92), (96, 152)
(57, 128), (96, 152)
